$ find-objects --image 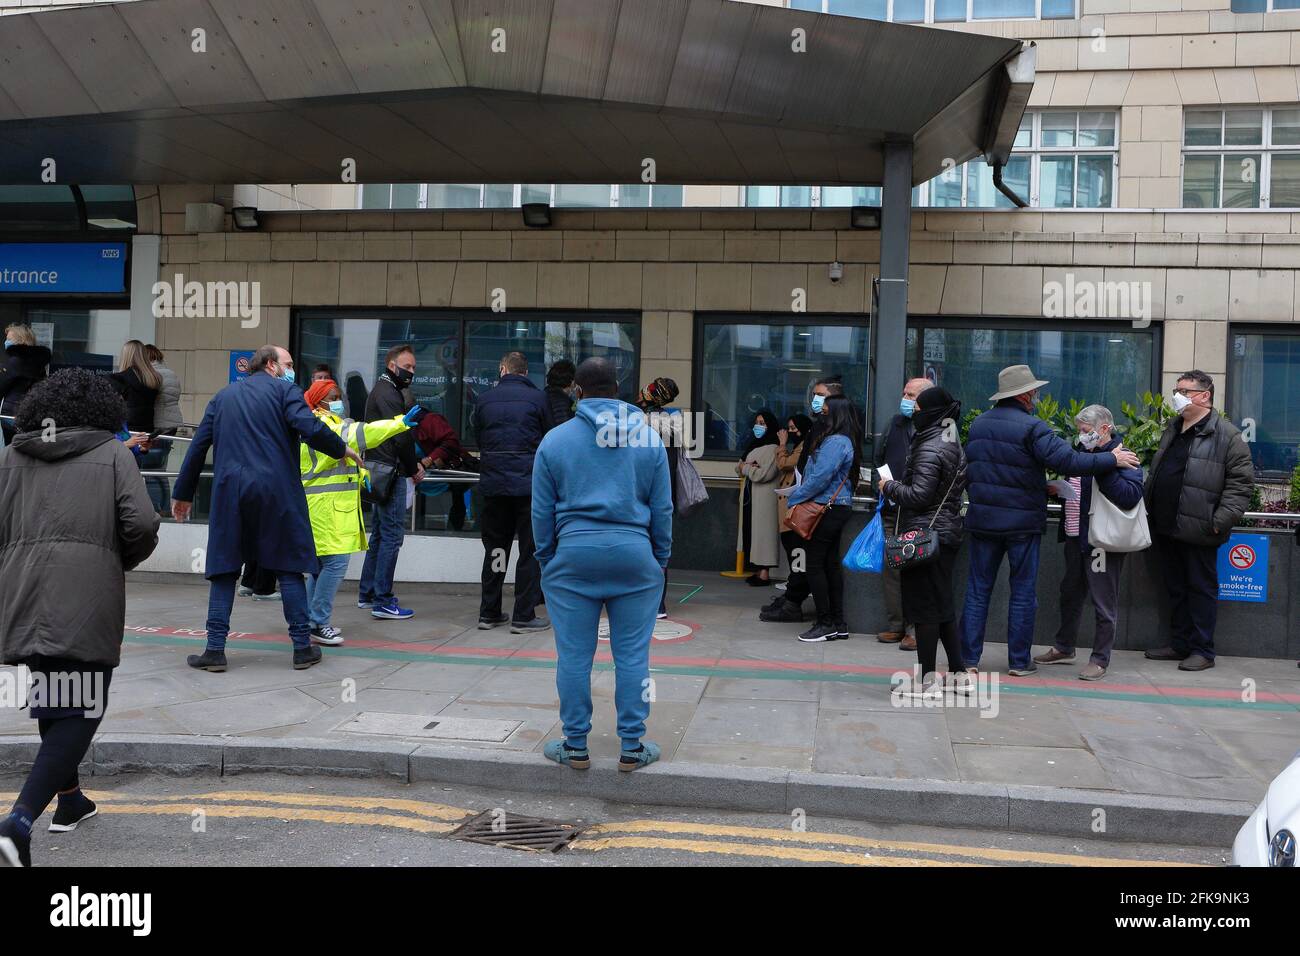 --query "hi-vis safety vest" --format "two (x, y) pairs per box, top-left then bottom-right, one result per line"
(300, 412), (410, 556)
